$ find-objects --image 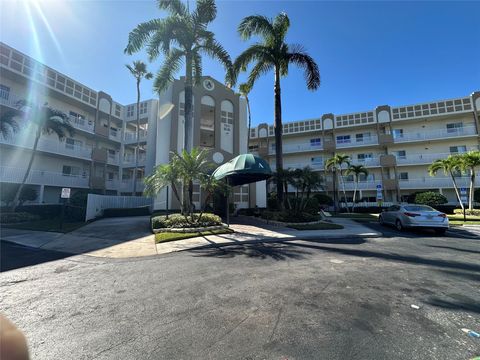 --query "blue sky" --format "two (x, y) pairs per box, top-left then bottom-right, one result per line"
(1, 1), (479, 126)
